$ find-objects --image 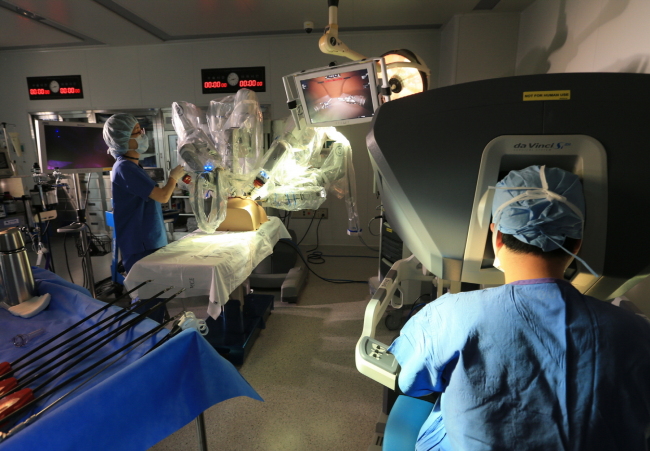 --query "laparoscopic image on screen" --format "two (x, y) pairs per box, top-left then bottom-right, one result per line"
(43, 124), (112, 171)
(299, 69), (374, 124)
